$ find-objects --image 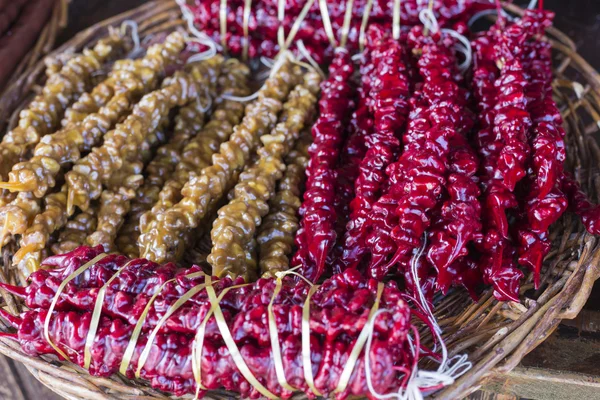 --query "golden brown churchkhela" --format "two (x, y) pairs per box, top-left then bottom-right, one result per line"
(12, 187), (68, 275)
(86, 58), (224, 252)
(44, 57), (64, 78)
(115, 59), (230, 257)
(139, 57), (301, 263)
(65, 55), (221, 215)
(257, 132), (310, 278)
(87, 190), (137, 252)
(0, 33), (127, 179)
(136, 59), (251, 247)
(0, 33), (187, 247)
(208, 73), (319, 280)
(85, 158), (144, 251)
(52, 209), (97, 255)
(62, 58), (148, 127)
(0, 32), (187, 198)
